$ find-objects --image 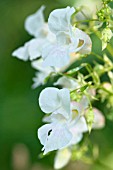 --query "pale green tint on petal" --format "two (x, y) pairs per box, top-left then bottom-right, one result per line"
(39, 87), (61, 114)
(54, 76), (79, 90)
(72, 28), (92, 54)
(41, 123), (72, 155)
(48, 7), (75, 34)
(12, 42), (29, 61)
(54, 148), (71, 169)
(42, 43), (70, 67)
(28, 38), (44, 60)
(25, 6), (45, 37)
